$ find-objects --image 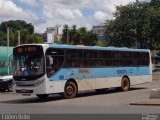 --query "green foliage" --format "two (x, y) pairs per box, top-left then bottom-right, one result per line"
(61, 24), (69, 44)
(0, 20), (43, 46)
(95, 40), (108, 47)
(61, 25), (98, 46)
(105, 0), (160, 50)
